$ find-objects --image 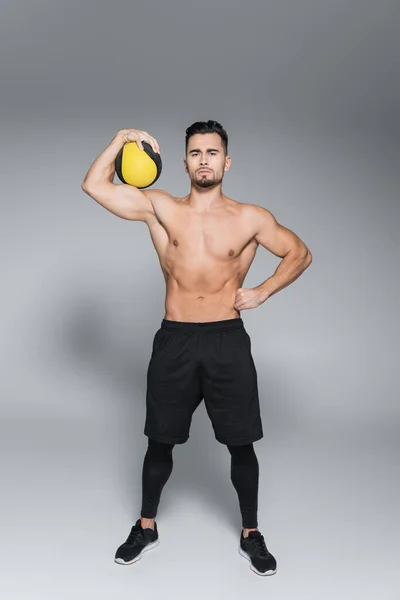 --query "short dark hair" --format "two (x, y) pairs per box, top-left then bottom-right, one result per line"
(185, 120), (228, 155)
